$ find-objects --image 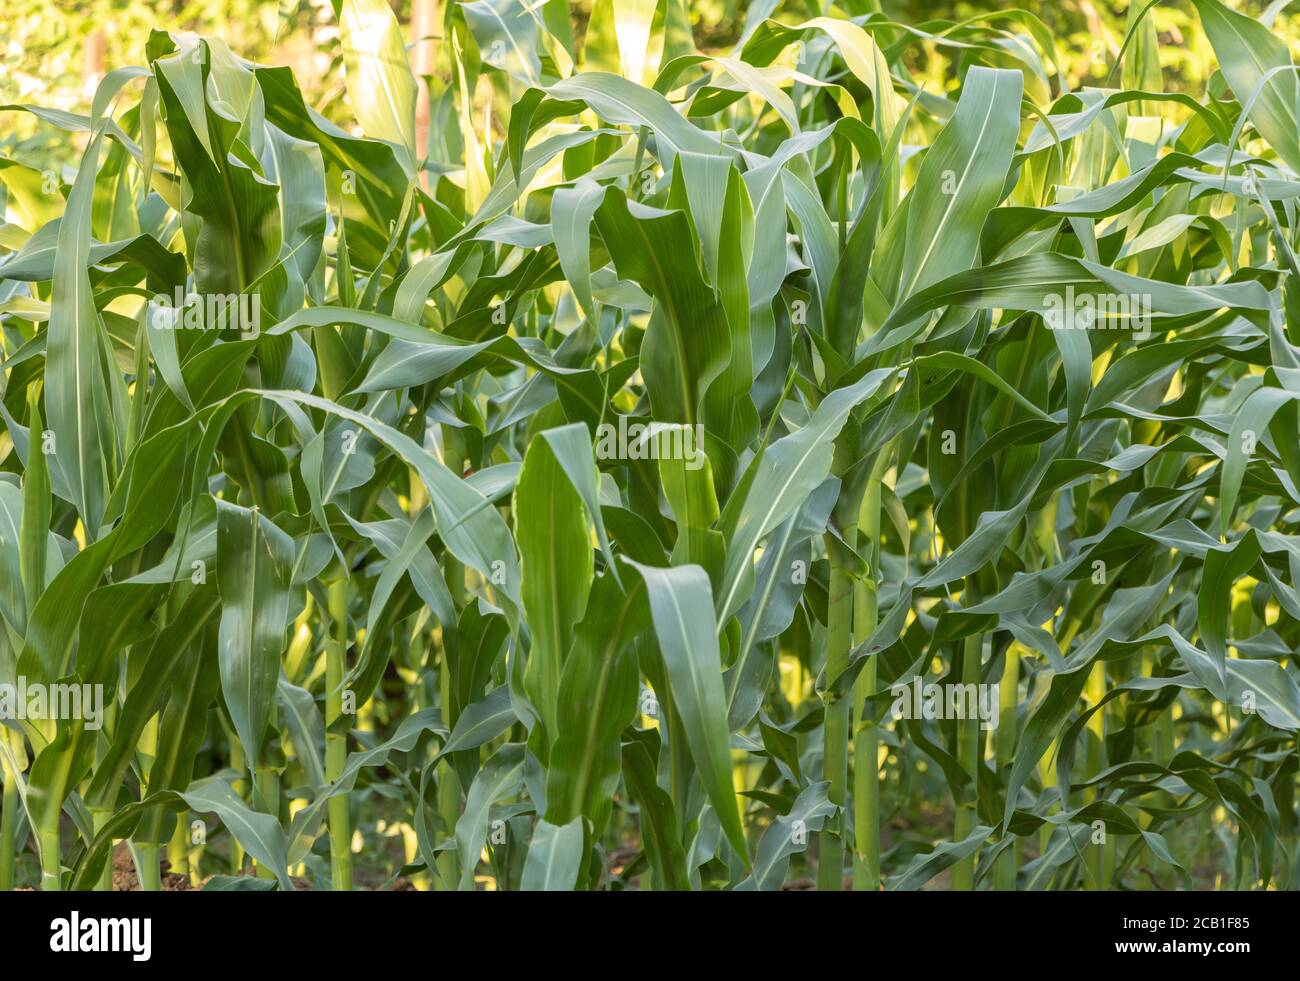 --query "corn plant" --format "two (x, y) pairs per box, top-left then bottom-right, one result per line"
(0, 0), (1298, 892)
